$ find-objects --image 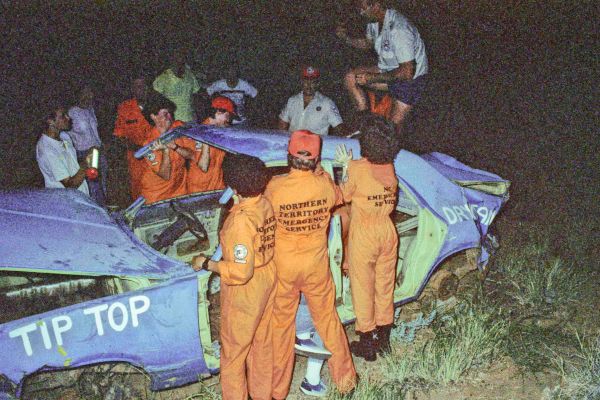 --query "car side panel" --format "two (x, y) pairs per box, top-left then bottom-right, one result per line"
(0, 274), (207, 395)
